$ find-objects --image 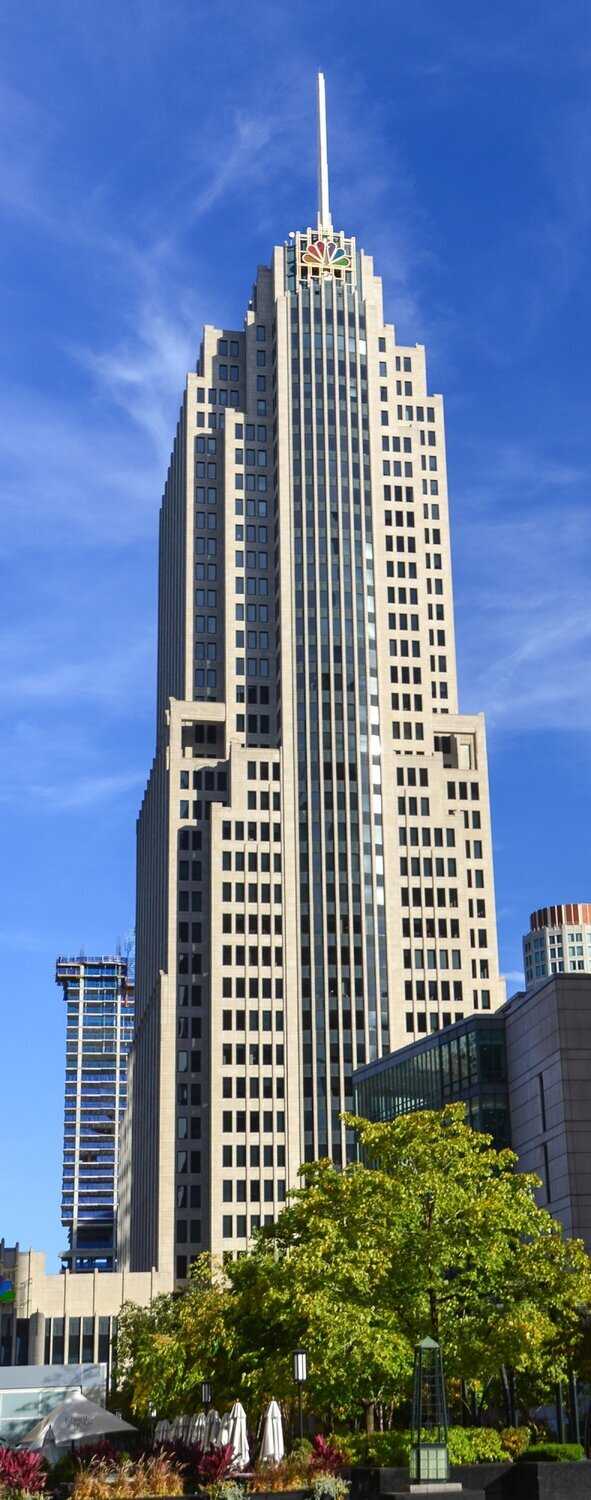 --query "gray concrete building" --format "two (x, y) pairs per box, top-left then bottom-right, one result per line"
(506, 974), (591, 1246)
(354, 974), (591, 1250)
(125, 74), (506, 1281)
